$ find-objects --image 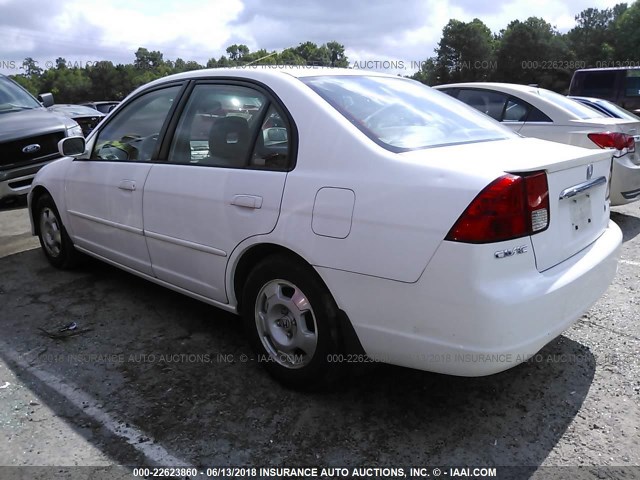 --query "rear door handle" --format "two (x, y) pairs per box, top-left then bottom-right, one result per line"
(118, 180), (136, 191)
(231, 195), (263, 209)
